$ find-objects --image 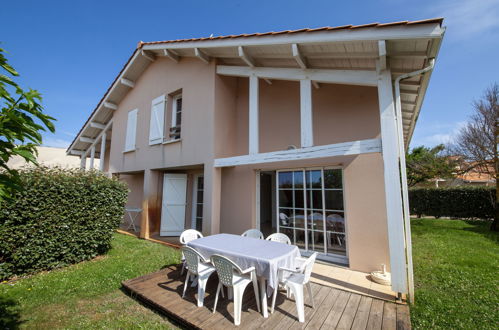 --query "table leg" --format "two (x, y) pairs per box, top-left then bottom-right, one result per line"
(259, 277), (268, 318)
